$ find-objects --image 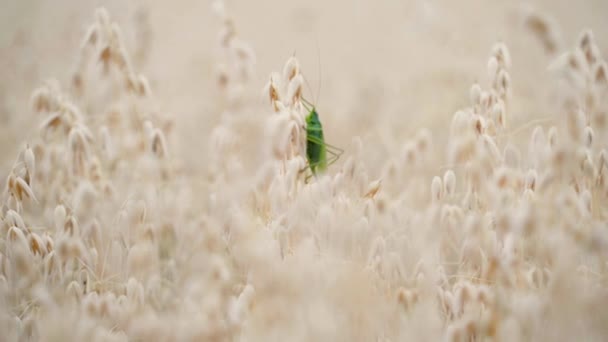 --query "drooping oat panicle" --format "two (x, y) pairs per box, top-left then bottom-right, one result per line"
(443, 170), (456, 197)
(431, 176), (443, 202)
(522, 8), (562, 54)
(151, 128), (168, 158)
